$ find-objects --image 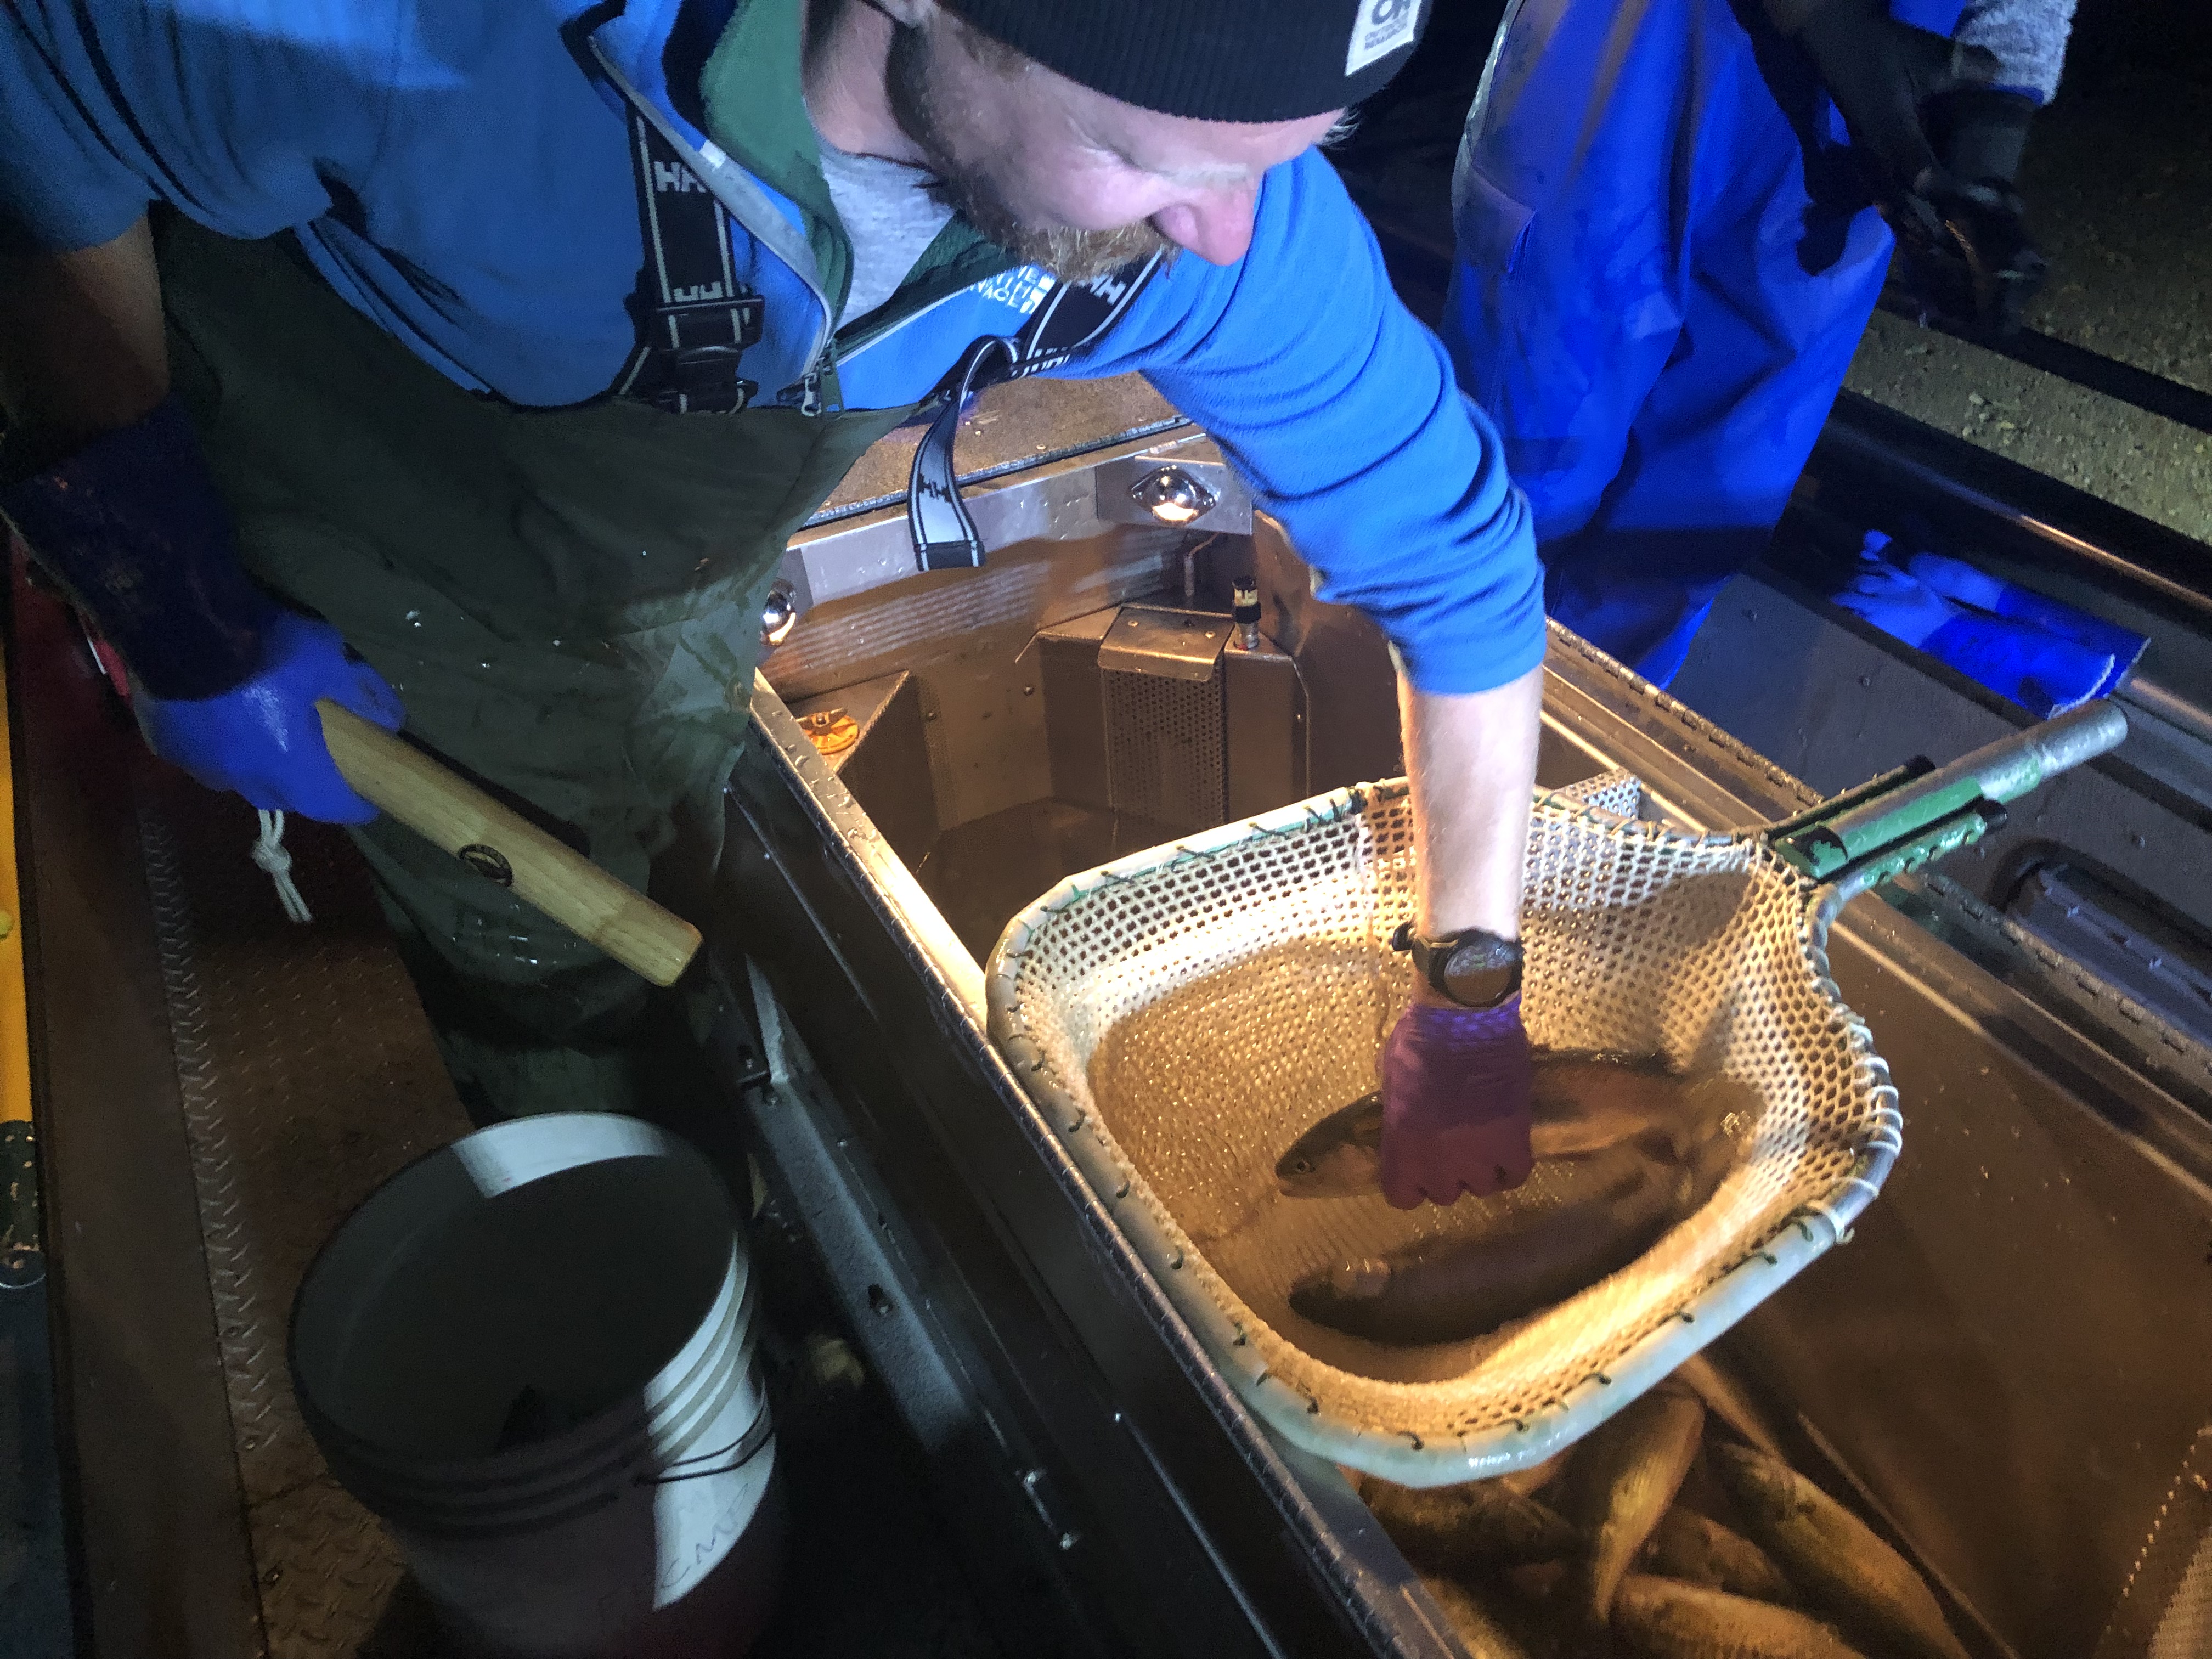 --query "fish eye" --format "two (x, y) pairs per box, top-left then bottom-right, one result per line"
(1288, 1158), (1312, 1175)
